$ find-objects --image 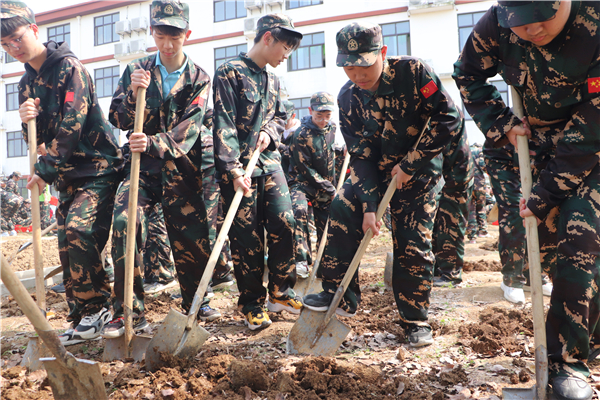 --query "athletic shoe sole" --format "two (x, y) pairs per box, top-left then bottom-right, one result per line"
(245, 318), (272, 331)
(335, 308), (356, 318)
(409, 338), (434, 348)
(211, 280), (234, 291)
(267, 300), (302, 315)
(303, 303), (329, 312)
(101, 320), (150, 339)
(144, 280), (178, 295)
